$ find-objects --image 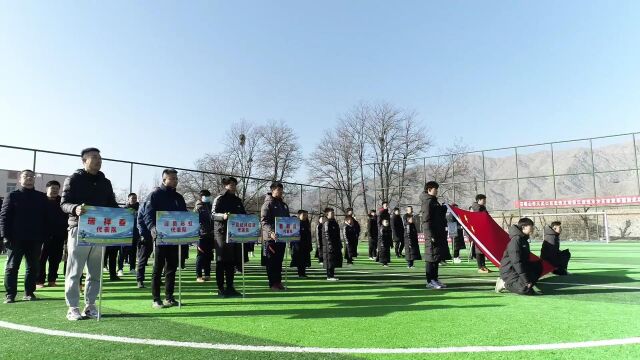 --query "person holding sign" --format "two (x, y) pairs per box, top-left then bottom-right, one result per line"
(1, 169), (49, 304)
(260, 182), (290, 291)
(212, 177), (245, 298)
(61, 148), (119, 320)
(195, 190), (214, 283)
(142, 169), (187, 308)
(322, 208), (343, 281)
(290, 210), (312, 278)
